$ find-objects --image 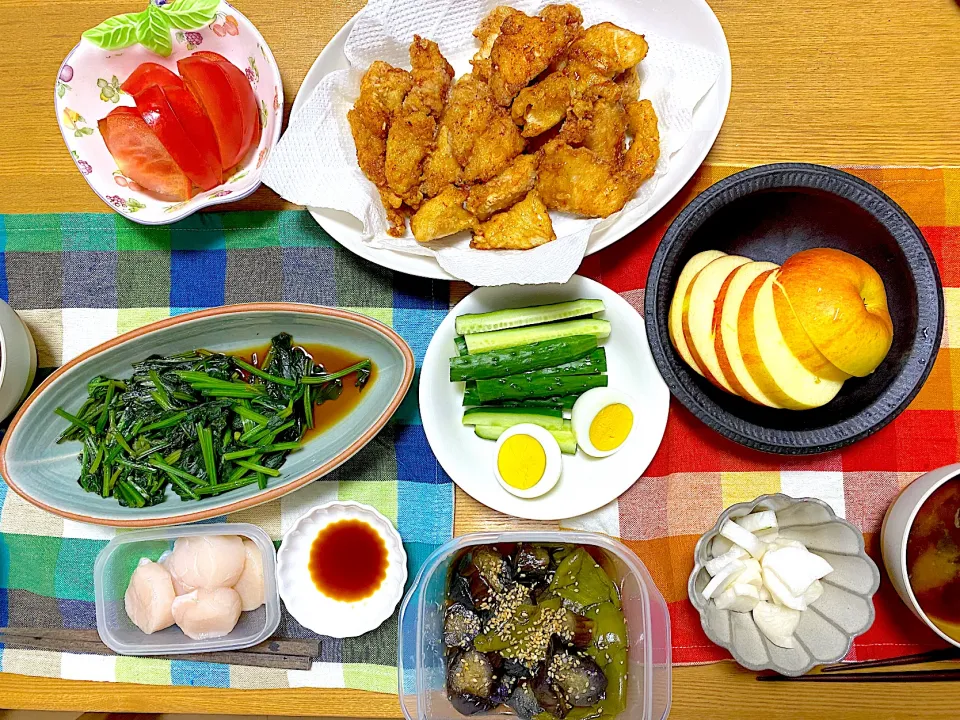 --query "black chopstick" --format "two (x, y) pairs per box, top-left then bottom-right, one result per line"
(758, 669), (960, 683)
(818, 647), (960, 673)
